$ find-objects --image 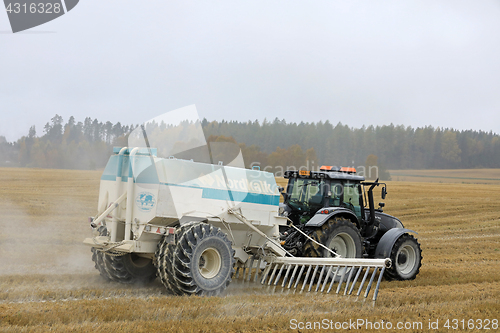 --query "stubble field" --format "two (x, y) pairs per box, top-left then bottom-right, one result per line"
(0, 167), (499, 332)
